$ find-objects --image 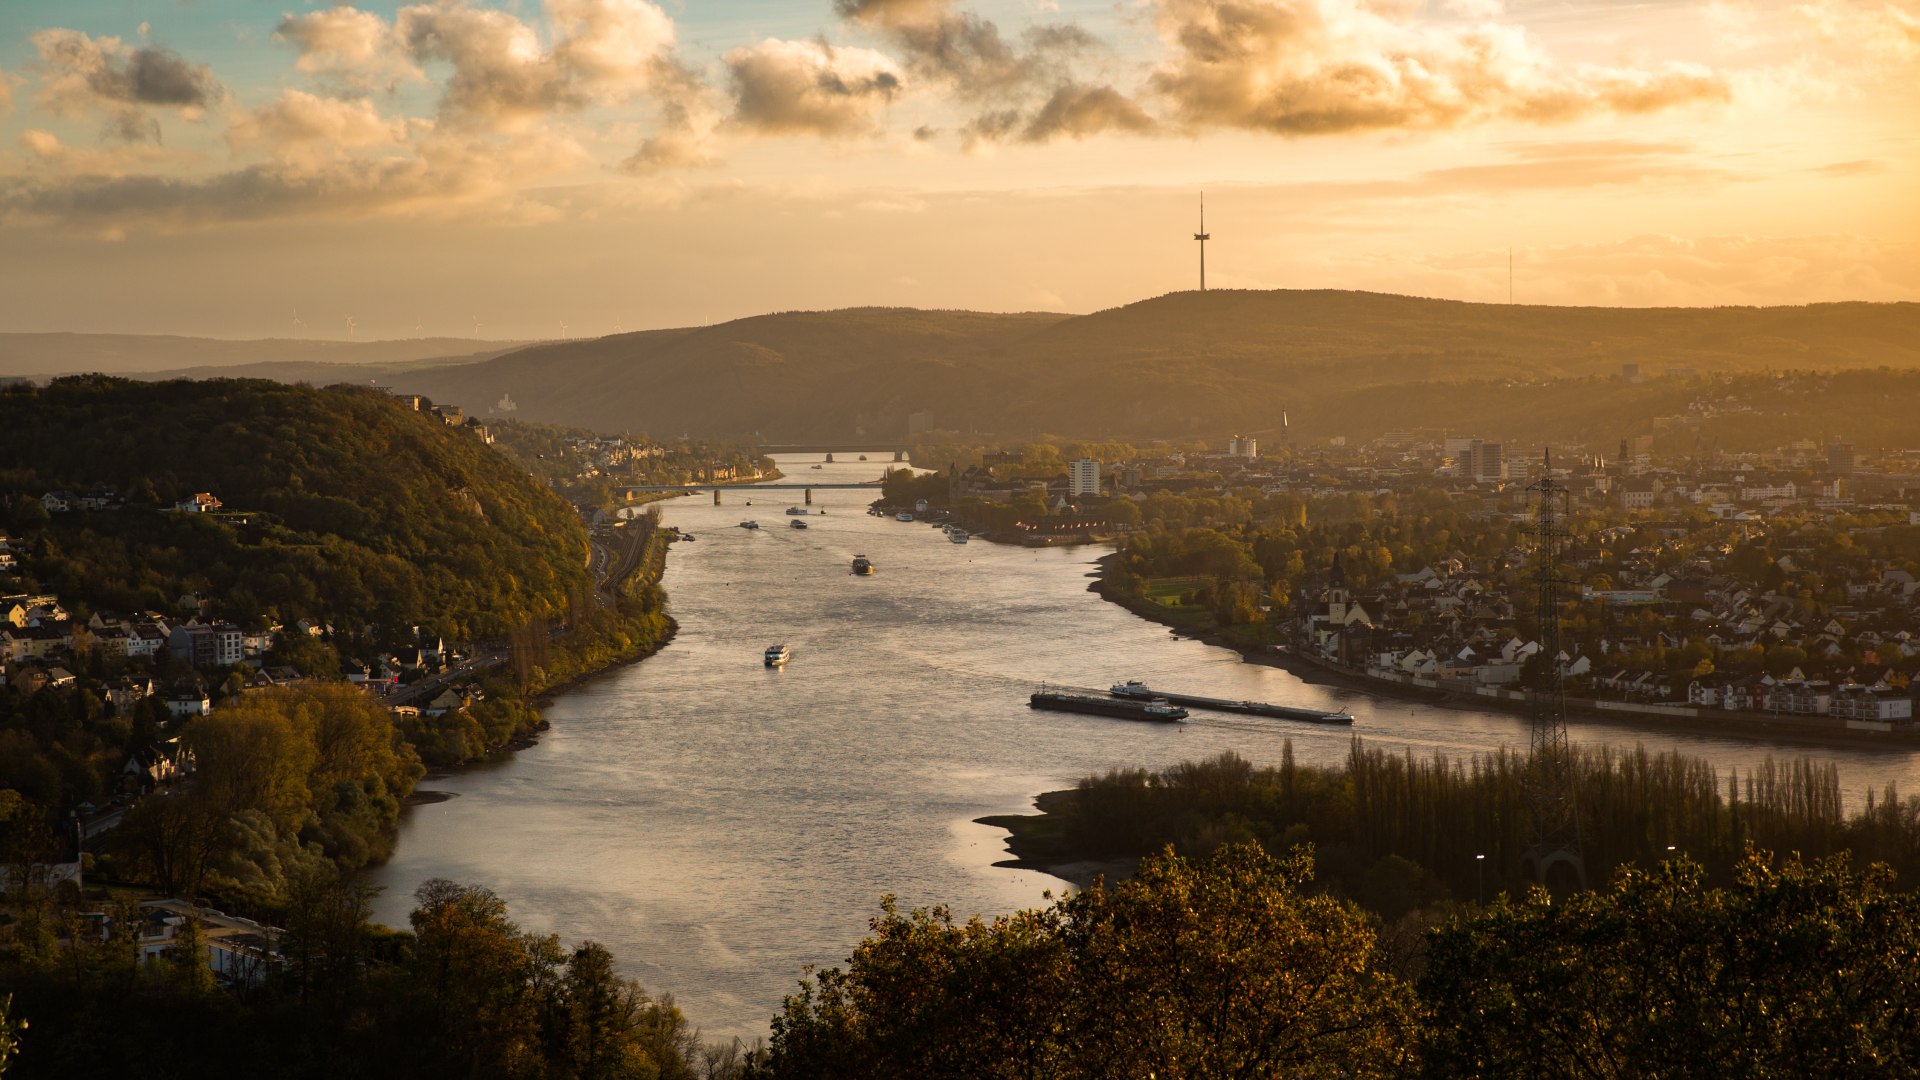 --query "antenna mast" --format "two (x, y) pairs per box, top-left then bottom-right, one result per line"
(1508, 248), (1514, 305)
(1522, 448), (1585, 891)
(1194, 193), (1210, 292)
